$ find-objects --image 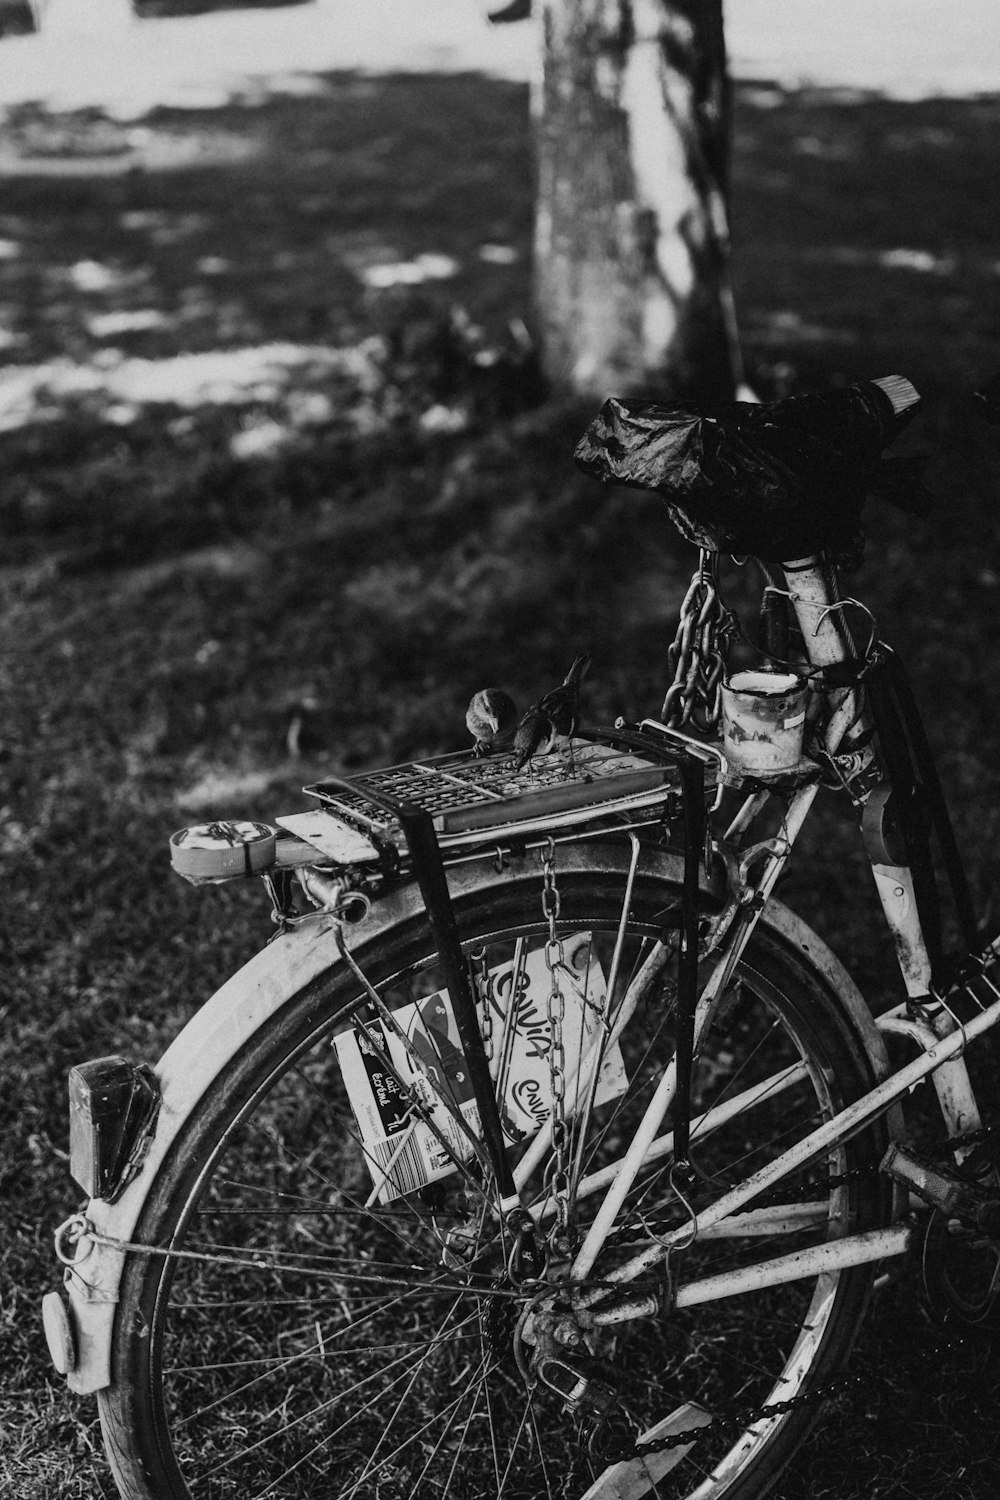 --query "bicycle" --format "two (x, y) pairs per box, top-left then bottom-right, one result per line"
(43, 372), (1000, 1500)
